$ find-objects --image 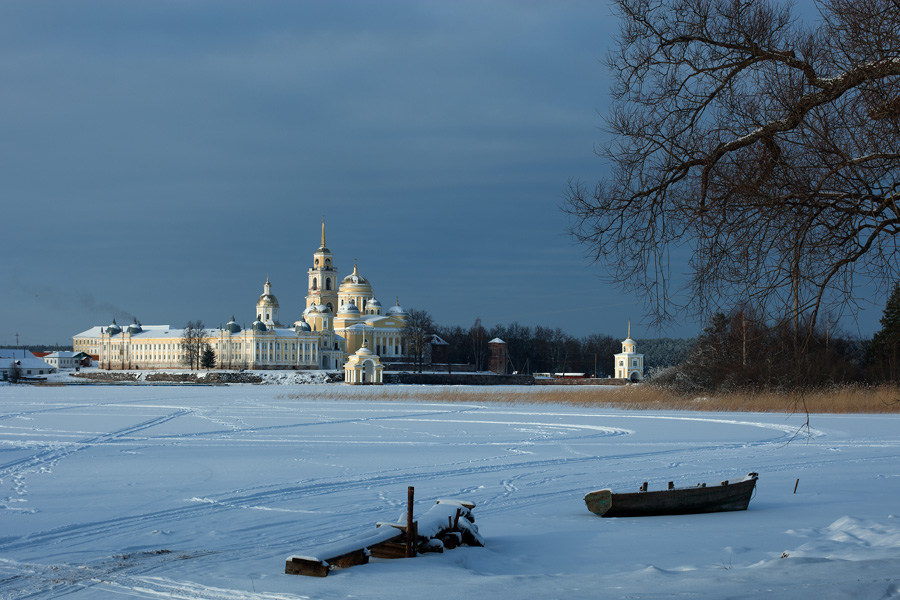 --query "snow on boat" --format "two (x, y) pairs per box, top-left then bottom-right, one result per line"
(584, 473), (758, 518)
